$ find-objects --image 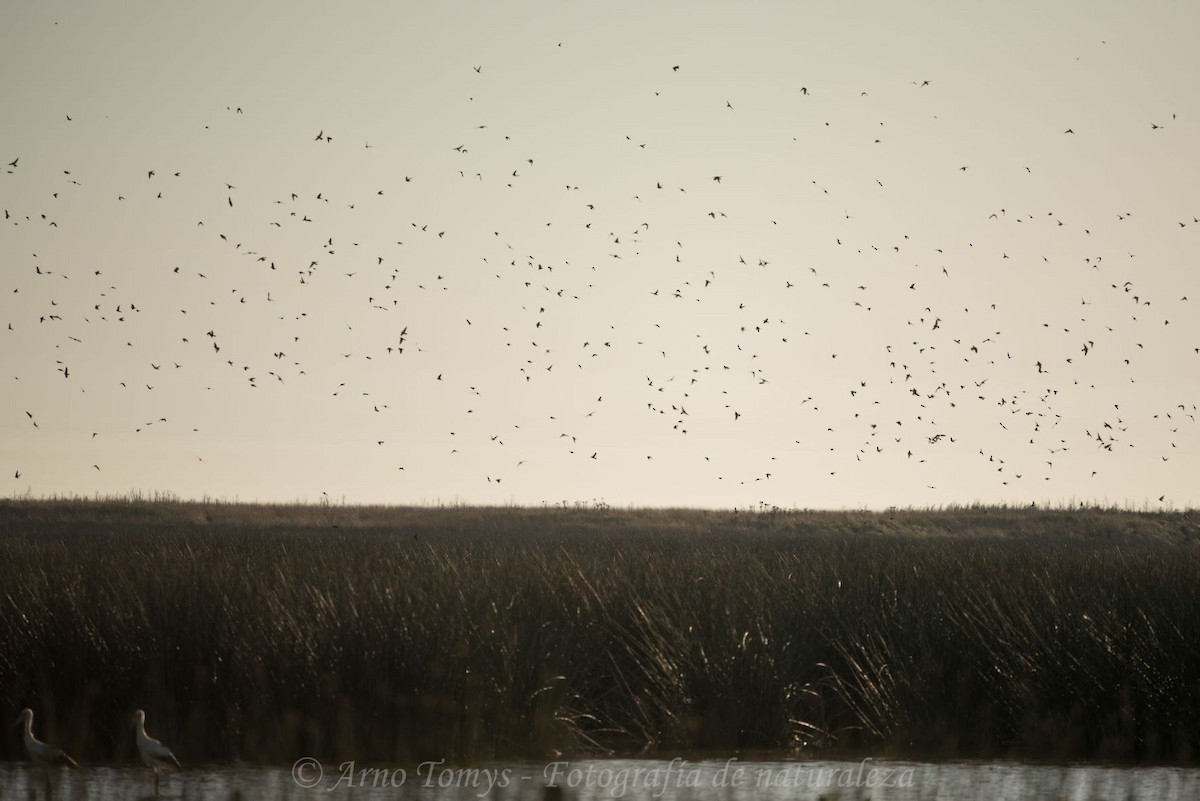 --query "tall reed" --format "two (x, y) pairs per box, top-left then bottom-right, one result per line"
(1, 500), (1197, 763)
